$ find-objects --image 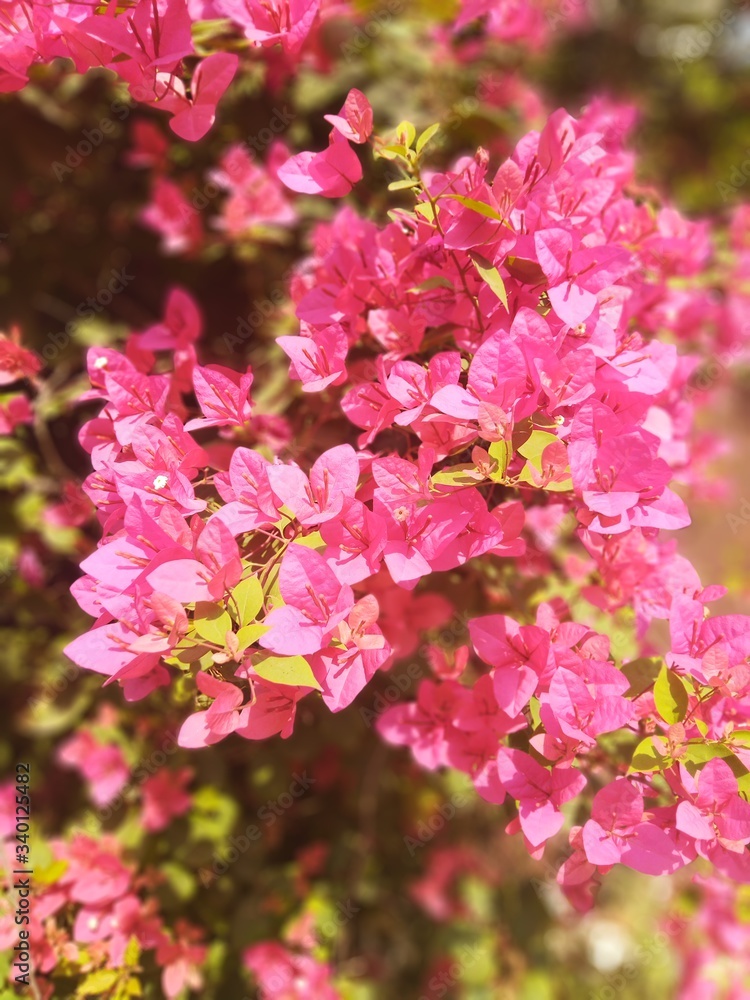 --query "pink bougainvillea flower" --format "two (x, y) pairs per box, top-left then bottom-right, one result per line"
(323, 88), (374, 144)
(184, 363), (253, 431)
(279, 129), (363, 198)
(496, 748), (586, 849)
(582, 779), (688, 876)
(267, 444), (359, 526)
(310, 594), (391, 711)
(258, 543), (354, 655)
(216, 0), (321, 54)
(0, 326), (41, 384)
(177, 672), (251, 748)
(140, 767), (193, 832)
(164, 52), (239, 141)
